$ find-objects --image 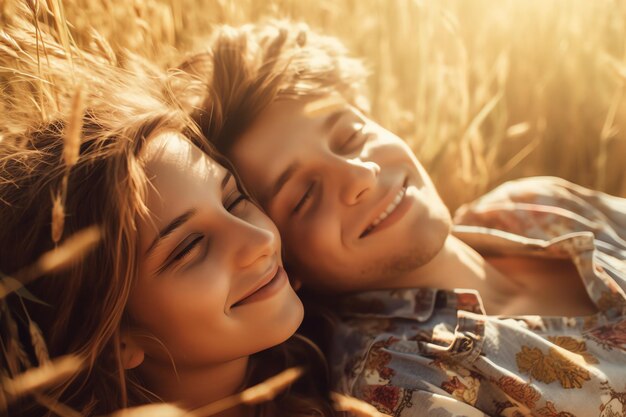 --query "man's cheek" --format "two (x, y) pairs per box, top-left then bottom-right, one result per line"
(292, 222), (331, 256)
